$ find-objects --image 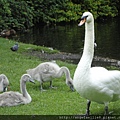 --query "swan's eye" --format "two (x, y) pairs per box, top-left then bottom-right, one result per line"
(81, 15), (88, 20)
